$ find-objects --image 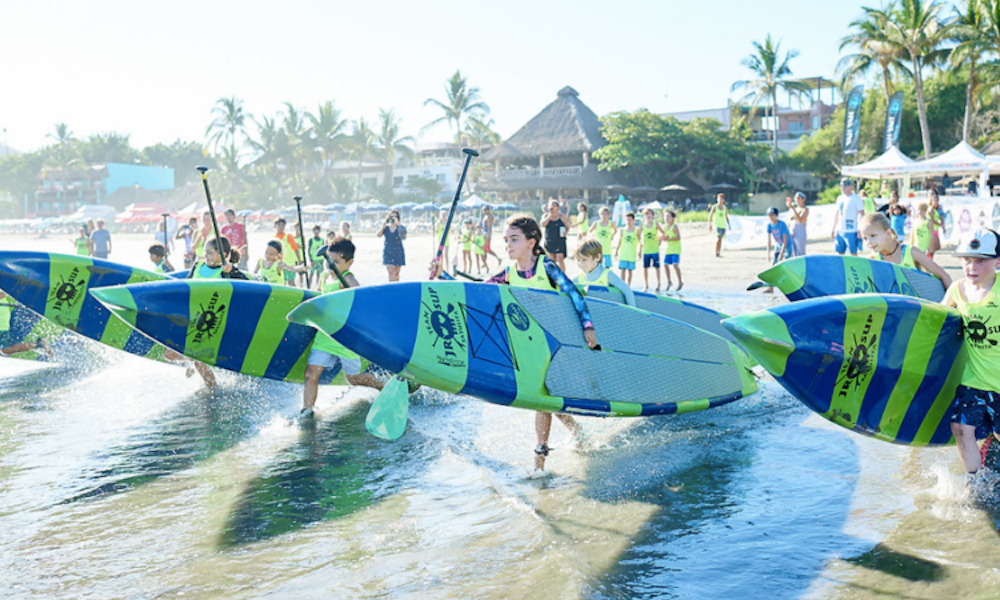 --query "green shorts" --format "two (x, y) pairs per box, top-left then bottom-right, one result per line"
(284, 270), (297, 282)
